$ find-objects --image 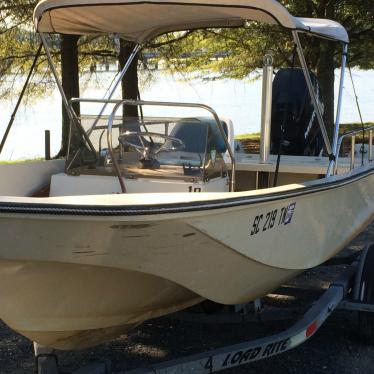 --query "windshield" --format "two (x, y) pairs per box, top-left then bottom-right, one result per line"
(67, 110), (228, 182)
